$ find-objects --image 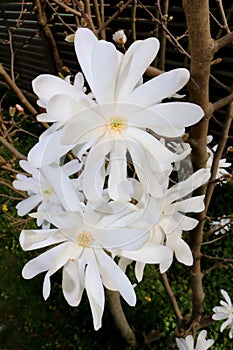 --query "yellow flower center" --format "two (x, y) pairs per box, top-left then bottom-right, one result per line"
(44, 188), (53, 195)
(109, 117), (126, 132)
(76, 231), (94, 247)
